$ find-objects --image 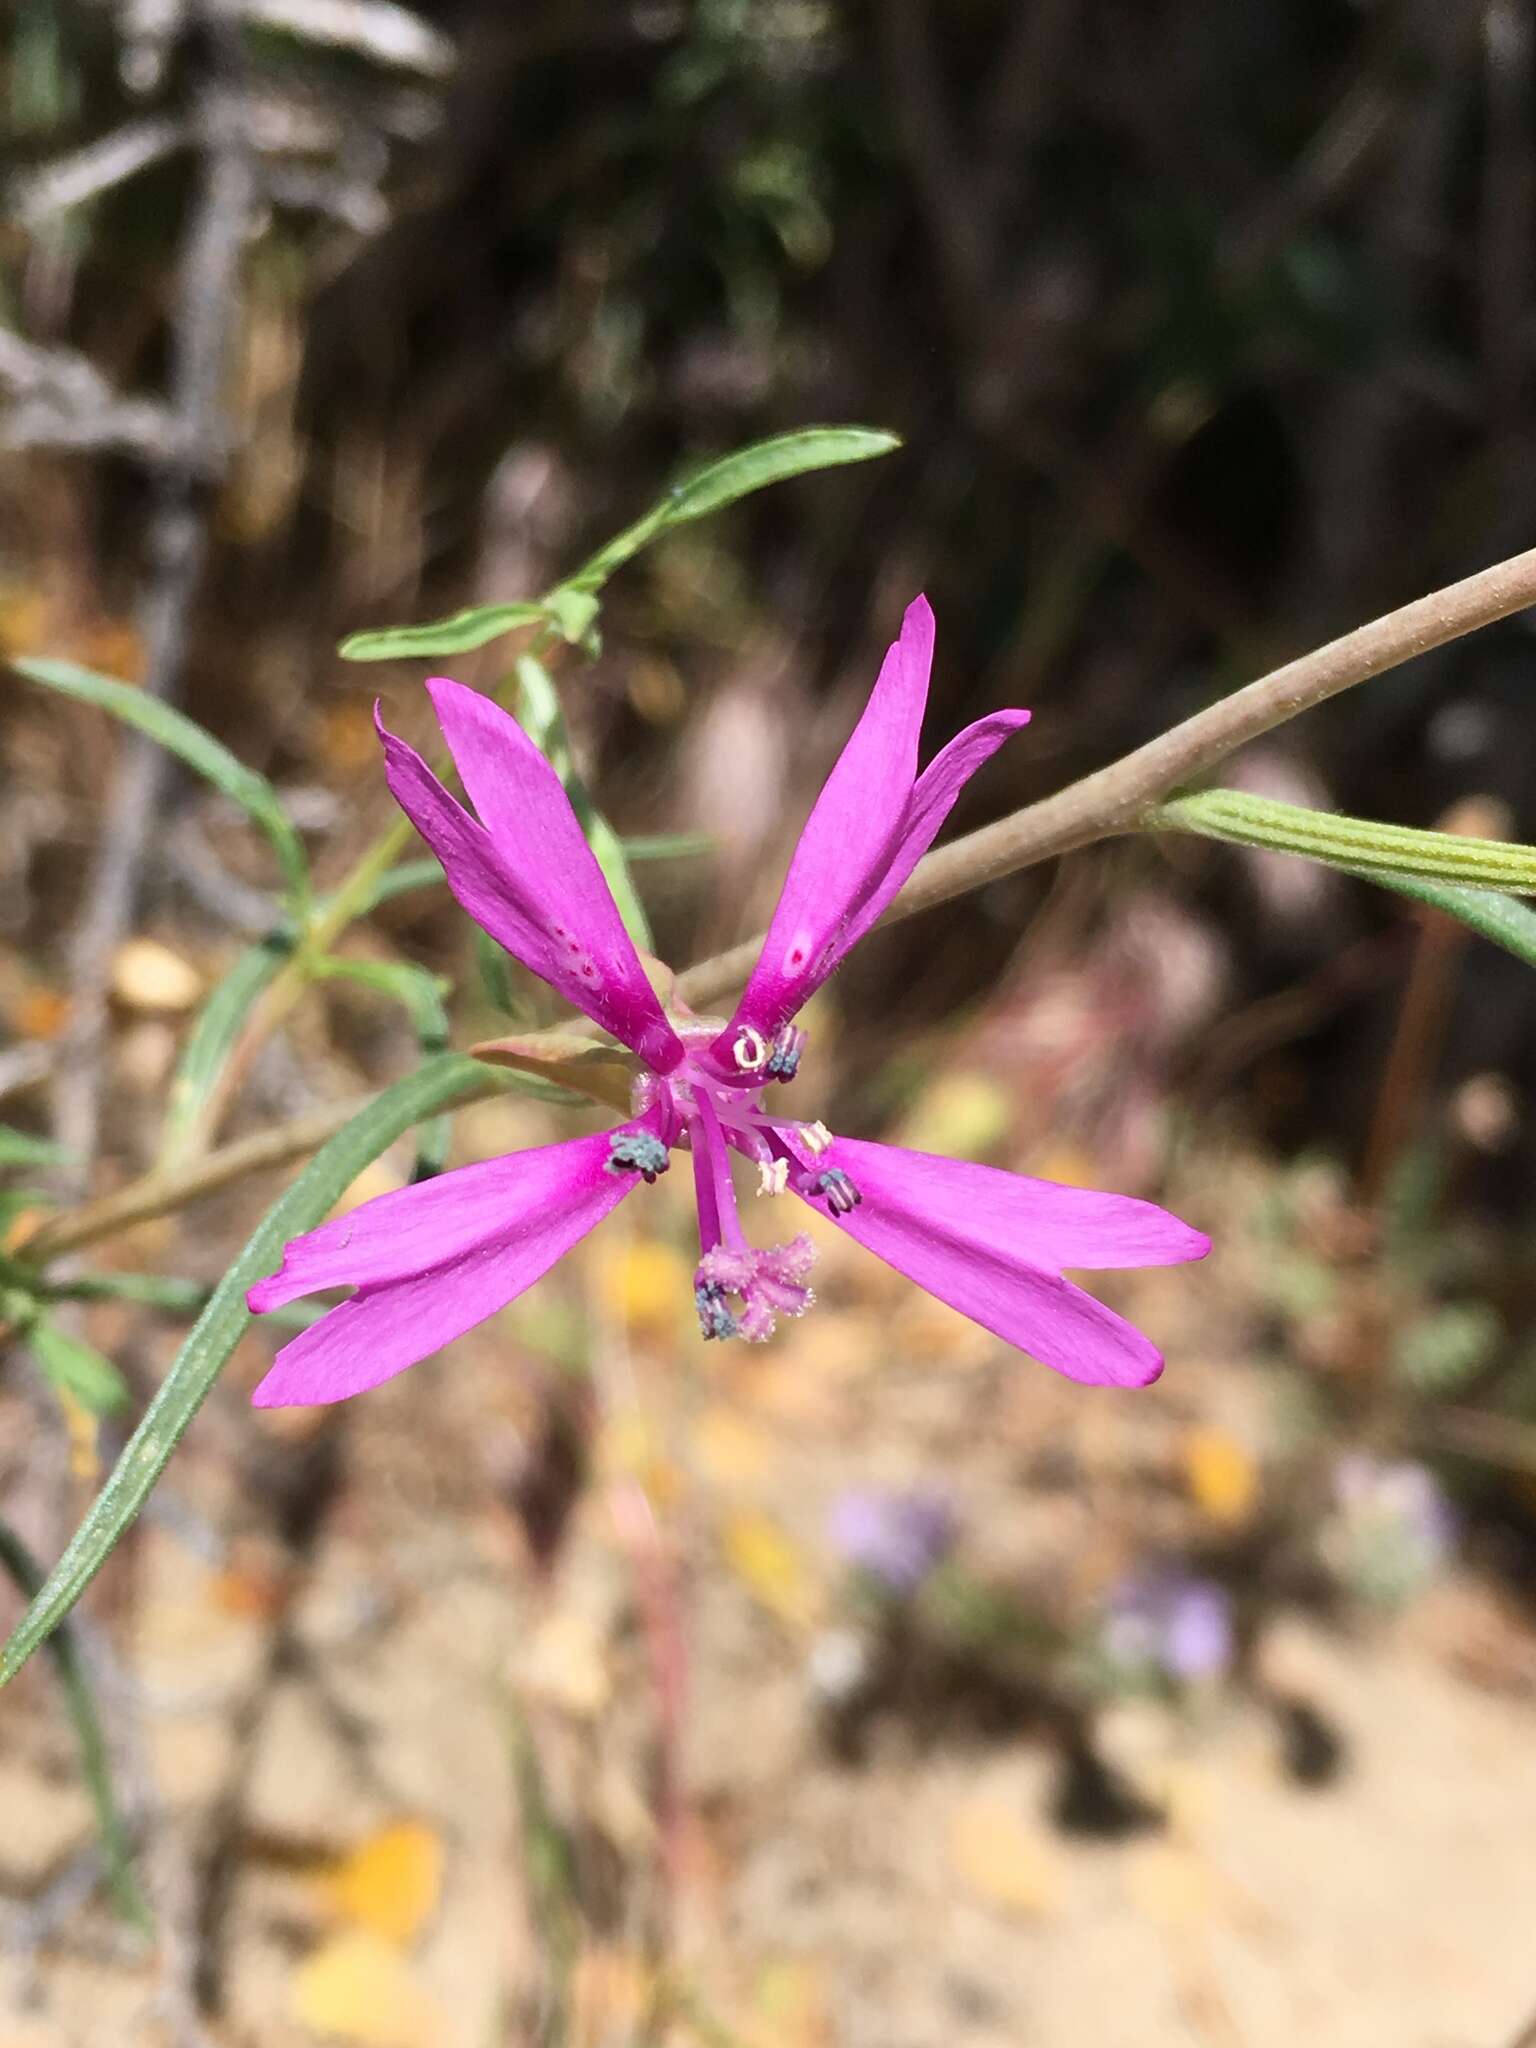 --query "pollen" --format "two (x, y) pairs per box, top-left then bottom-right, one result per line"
(756, 1158), (790, 1197)
(732, 1026), (769, 1073)
(812, 1167), (861, 1216)
(605, 1131), (670, 1182)
(801, 1120), (833, 1156)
